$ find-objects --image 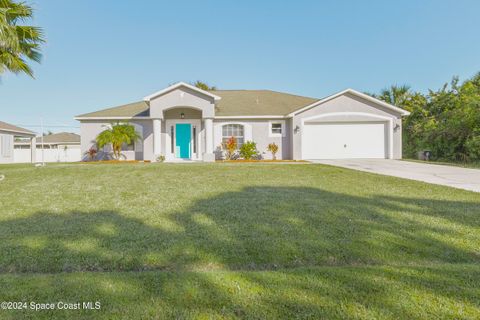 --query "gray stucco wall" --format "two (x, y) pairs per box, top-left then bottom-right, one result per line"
(149, 87), (215, 119)
(292, 93), (404, 160)
(213, 119), (288, 160)
(80, 120), (153, 161)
